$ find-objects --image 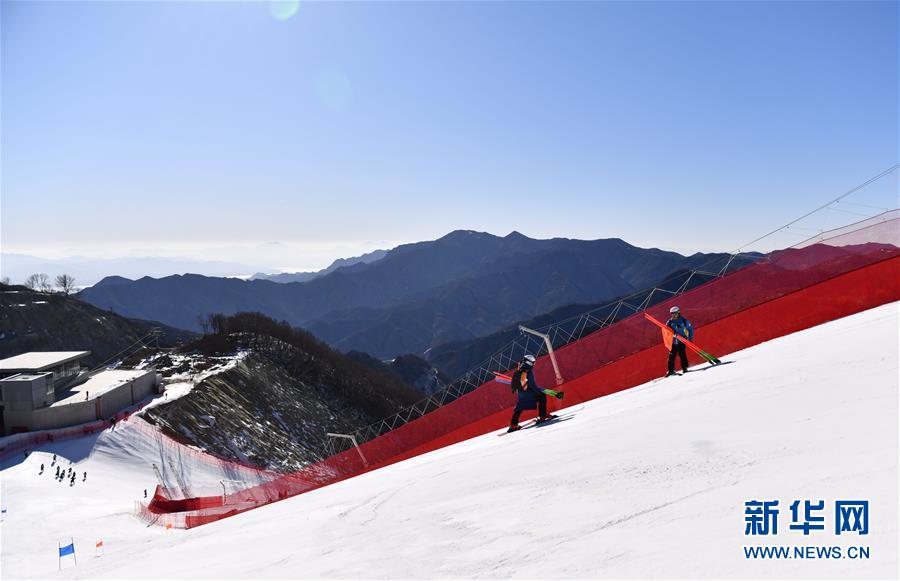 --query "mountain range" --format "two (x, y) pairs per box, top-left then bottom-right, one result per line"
(78, 231), (744, 359)
(249, 249), (388, 283)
